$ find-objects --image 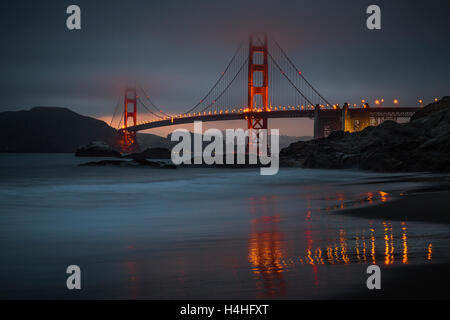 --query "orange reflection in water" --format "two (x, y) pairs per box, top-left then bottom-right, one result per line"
(322, 190), (391, 212)
(246, 192), (434, 296)
(402, 222), (408, 264)
(277, 222), (431, 269)
(383, 221), (395, 265)
(370, 228), (376, 265)
(247, 196), (286, 298)
(365, 191), (390, 205)
(366, 192), (374, 204)
(339, 229), (350, 264)
(427, 243), (433, 261)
